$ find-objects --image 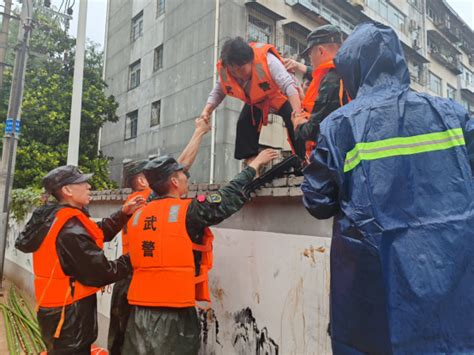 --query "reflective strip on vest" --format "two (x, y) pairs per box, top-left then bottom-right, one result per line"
(344, 128), (465, 173)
